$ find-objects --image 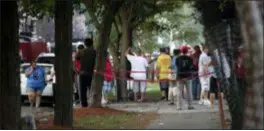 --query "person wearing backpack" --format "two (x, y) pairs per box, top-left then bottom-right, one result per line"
(175, 45), (194, 110)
